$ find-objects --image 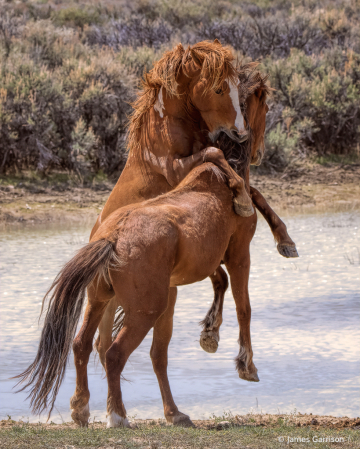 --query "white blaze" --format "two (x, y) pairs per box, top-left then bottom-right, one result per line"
(229, 79), (245, 133)
(154, 87), (165, 118)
